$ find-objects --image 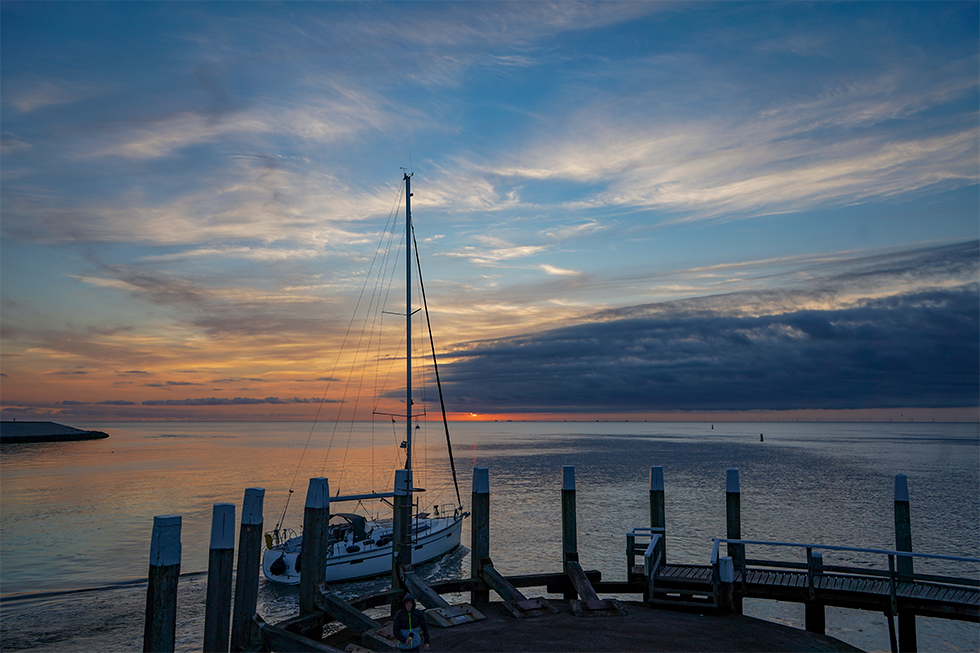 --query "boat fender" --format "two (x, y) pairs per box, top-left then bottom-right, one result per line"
(346, 545), (361, 553)
(294, 553), (301, 573)
(265, 533), (274, 550)
(270, 555), (287, 576)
